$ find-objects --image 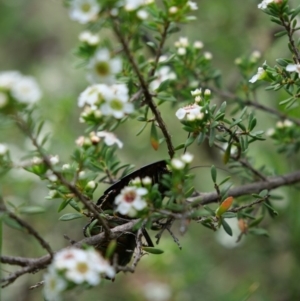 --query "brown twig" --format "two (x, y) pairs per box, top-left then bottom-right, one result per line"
(111, 17), (175, 158)
(190, 169), (300, 205)
(14, 115), (112, 238)
(0, 202), (53, 258)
